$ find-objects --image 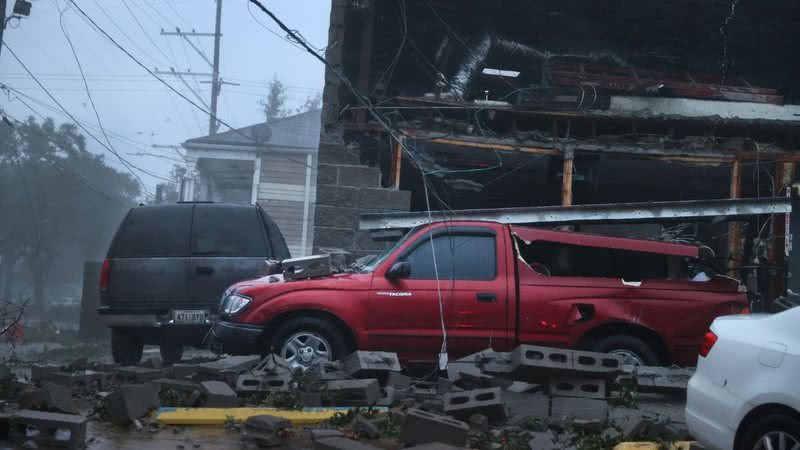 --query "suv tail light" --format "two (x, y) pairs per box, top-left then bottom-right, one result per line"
(699, 331), (718, 357)
(99, 259), (110, 305)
